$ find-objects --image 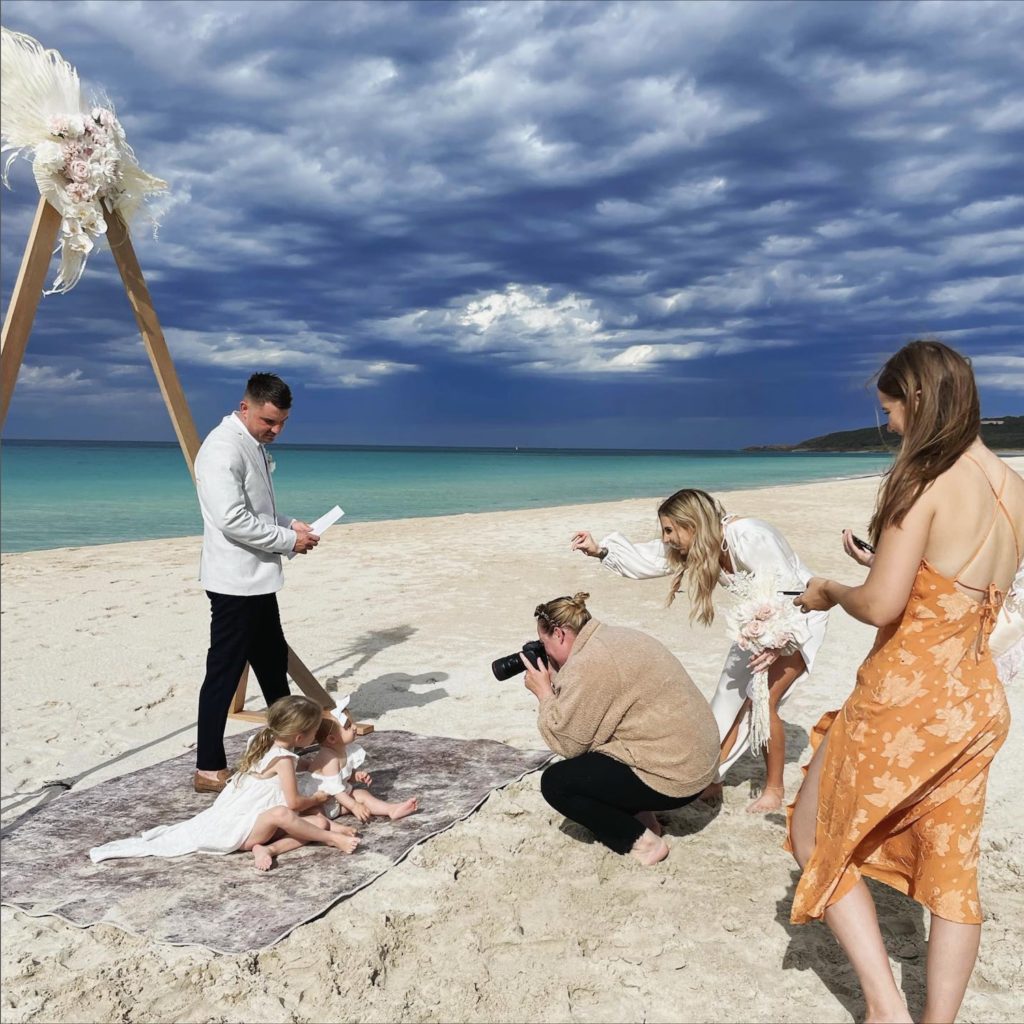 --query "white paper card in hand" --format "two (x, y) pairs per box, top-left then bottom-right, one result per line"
(288, 505), (344, 559)
(311, 505), (344, 535)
